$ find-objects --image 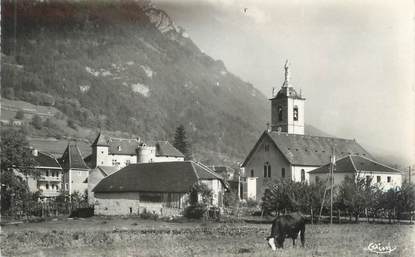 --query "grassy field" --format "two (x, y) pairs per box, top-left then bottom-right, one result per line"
(1, 216), (414, 257)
